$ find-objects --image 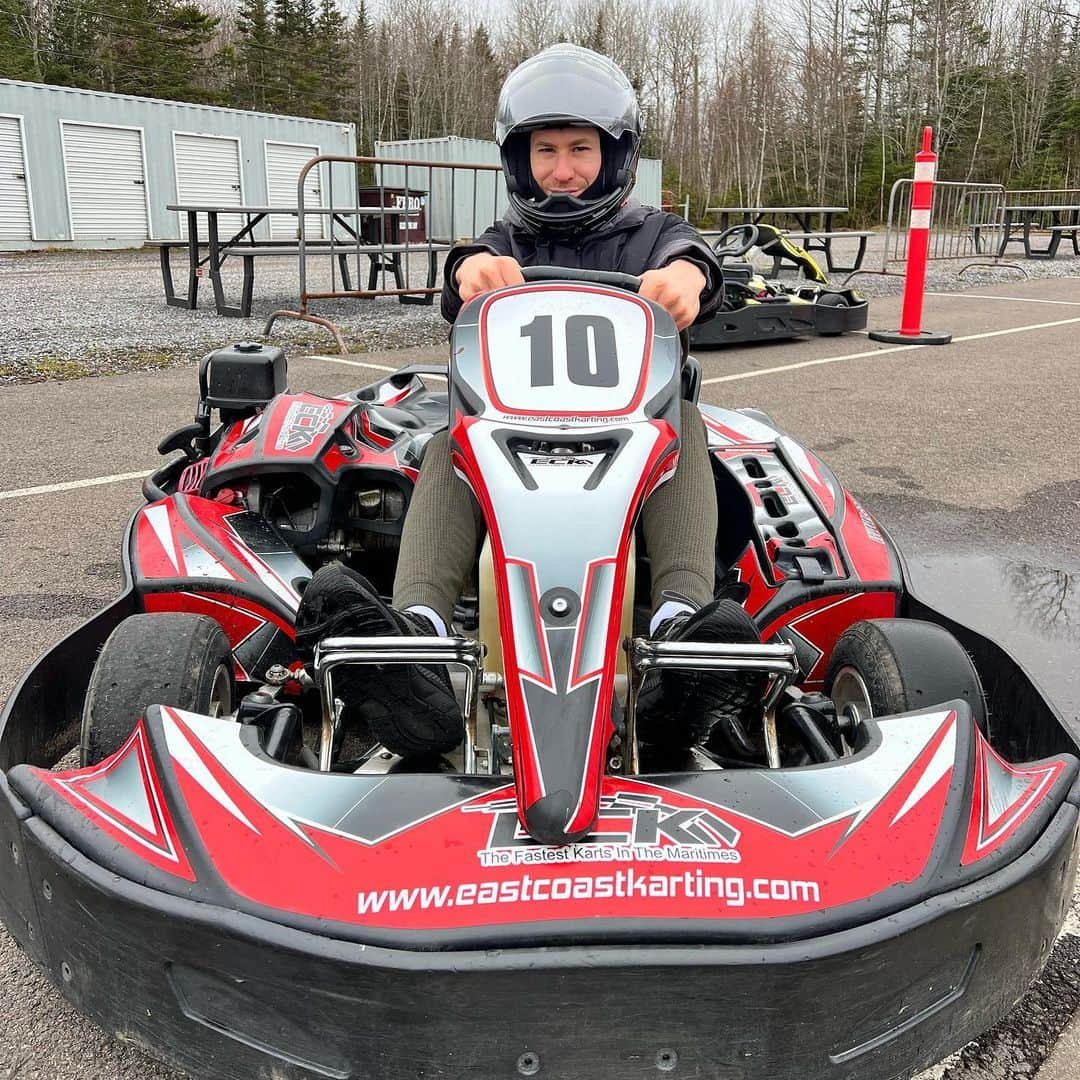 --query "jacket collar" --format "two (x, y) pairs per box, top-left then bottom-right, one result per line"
(503, 199), (651, 240)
